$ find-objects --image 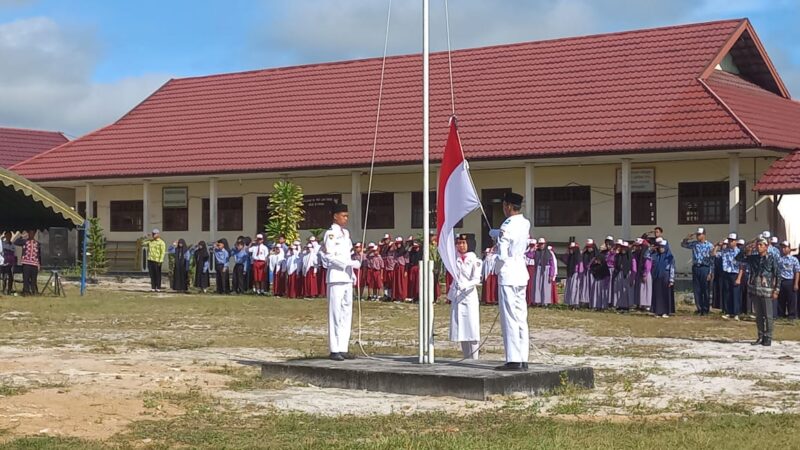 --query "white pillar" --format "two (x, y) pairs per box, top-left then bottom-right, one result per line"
(729, 152), (740, 233)
(351, 171), (362, 241)
(621, 158), (632, 240)
(84, 182), (93, 218)
(142, 180), (151, 234)
(524, 162), (535, 228)
(209, 177), (218, 243)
